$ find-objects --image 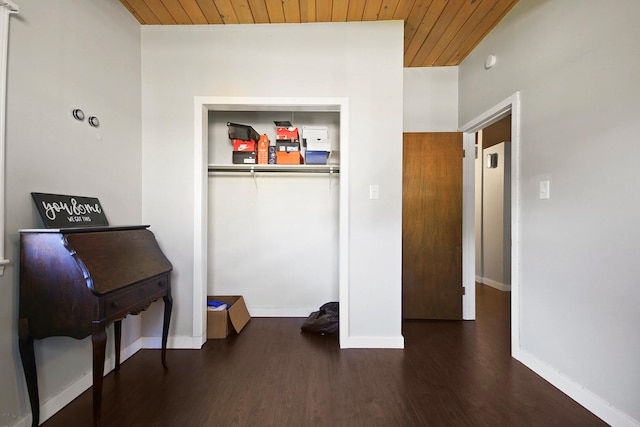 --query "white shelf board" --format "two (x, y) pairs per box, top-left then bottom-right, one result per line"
(208, 163), (340, 174)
